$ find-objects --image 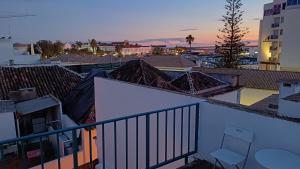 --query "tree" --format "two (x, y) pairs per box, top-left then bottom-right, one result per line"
(75, 41), (83, 49)
(37, 40), (54, 59)
(53, 41), (64, 56)
(216, 0), (249, 68)
(186, 35), (195, 49)
(90, 39), (98, 54)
